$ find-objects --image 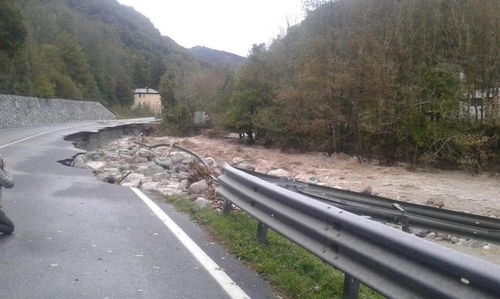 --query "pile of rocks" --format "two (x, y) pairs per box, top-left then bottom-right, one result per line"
(80, 137), (220, 209)
(78, 136), (298, 210)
